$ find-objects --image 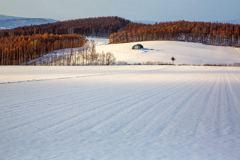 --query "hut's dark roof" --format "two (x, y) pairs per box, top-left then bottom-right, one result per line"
(132, 44), (144, 49)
